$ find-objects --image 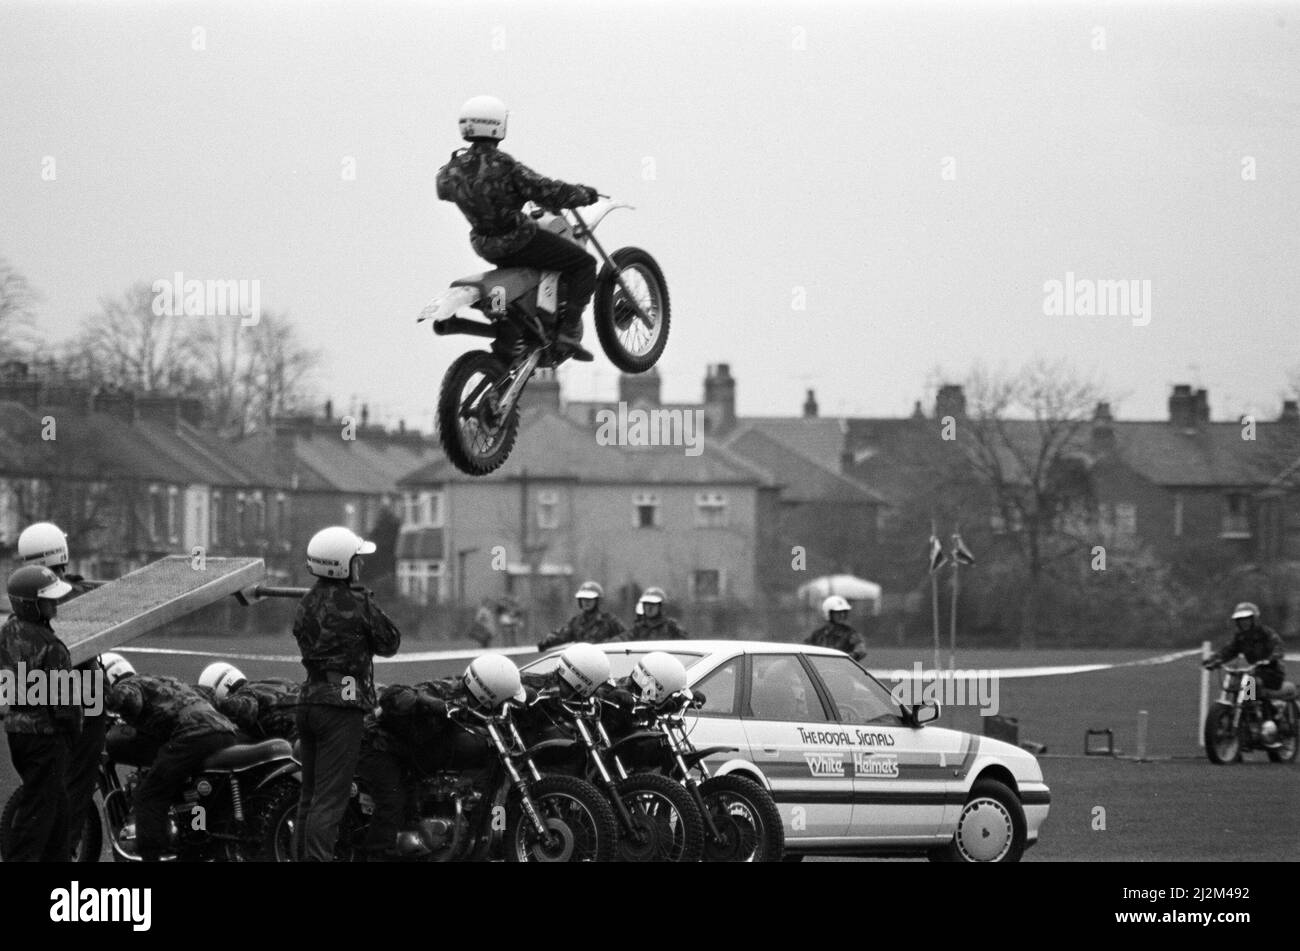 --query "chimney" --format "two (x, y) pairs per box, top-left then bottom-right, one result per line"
(1280, 400), (1299, 423)
(803, 389), (818, 419)
(934, 383), (966, 420)
(1091, 401), (1115, 451)
(361, 404), (370, 428)
(136, 395), (182, 428)
(92, 388), (136, 424)
(0, 361), (41, 409)
(911, 400), (925, 420)
(1168, 384), (1197, 428)
(398, 419), (407, 434)
(522, 367), (562, 415)
(1194, 388), (1209, 423)
(618, 368), (661, 408)
(324, 399), (333, 421)
(703, 363), (736, 436)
